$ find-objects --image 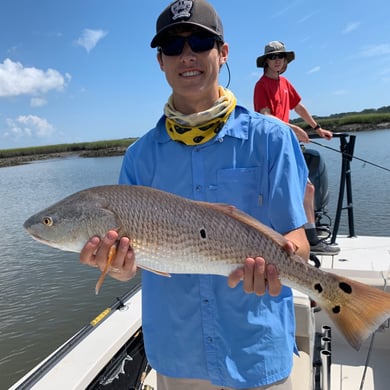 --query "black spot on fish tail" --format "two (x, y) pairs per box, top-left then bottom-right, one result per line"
(200, 228), (207, 239)
(332, 305), (341, 314)
(339, 282), (352, 294)
(314, 283), (323, 294)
